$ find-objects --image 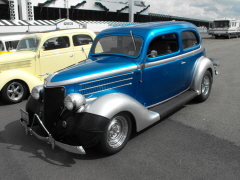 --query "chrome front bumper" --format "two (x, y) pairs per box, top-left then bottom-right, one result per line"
(20, 109), (86, 154)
